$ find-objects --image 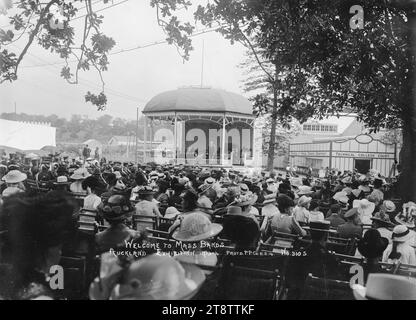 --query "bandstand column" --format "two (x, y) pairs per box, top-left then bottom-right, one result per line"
(144, 116), (147, 163)
(221, 115), (226, 166)
(174, 113), (177, 164)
